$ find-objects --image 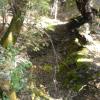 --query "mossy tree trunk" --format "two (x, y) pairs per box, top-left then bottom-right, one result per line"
(0, 0), (27, 48)
(0, 0), (28, 100)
